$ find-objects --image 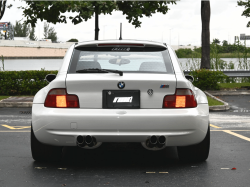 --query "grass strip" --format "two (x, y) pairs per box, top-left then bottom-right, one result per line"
(218, 83), (250, 89)
(0, 96), (10, 101)
(0, 96), (34, 101)
(207, 96), (224, 106)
